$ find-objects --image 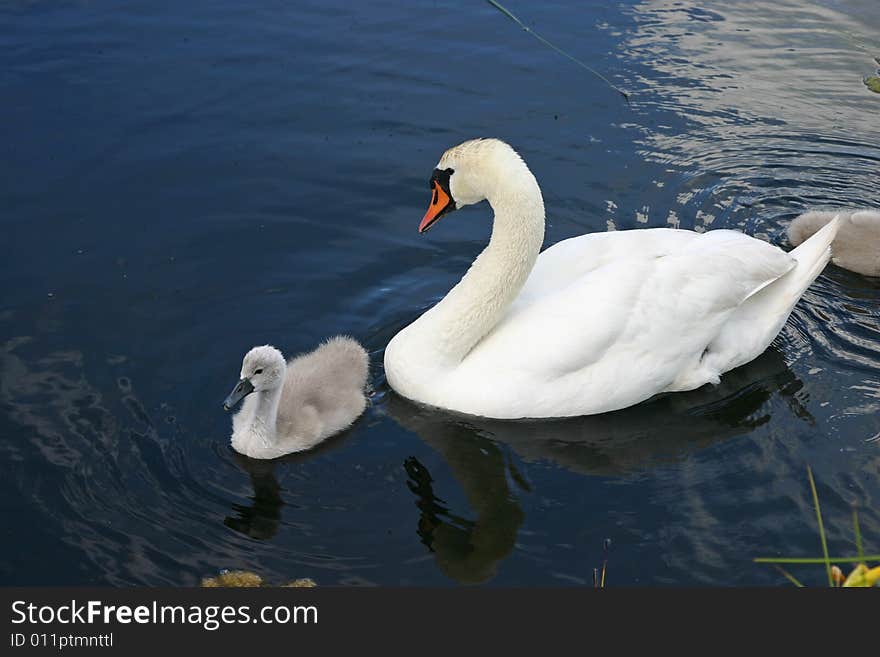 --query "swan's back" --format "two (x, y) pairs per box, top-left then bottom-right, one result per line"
(430, 225), (836, 418)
